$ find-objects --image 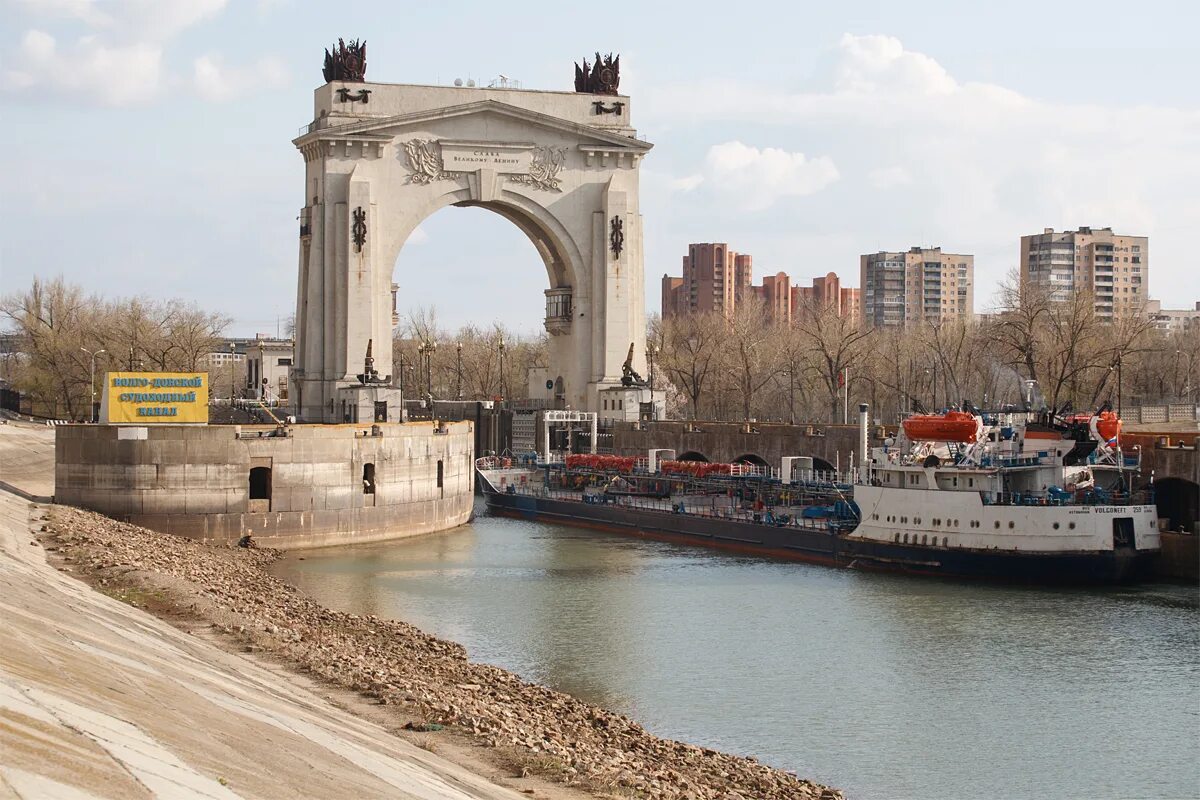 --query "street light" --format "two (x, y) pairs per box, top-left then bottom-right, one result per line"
(229, 342), (237, 402)
(497, 336), (507, 401)
(455, 341), (463, 400)
(81, 347), (106, 423)
(420, 340), (437, 402)
(646, 343), (658, 420)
